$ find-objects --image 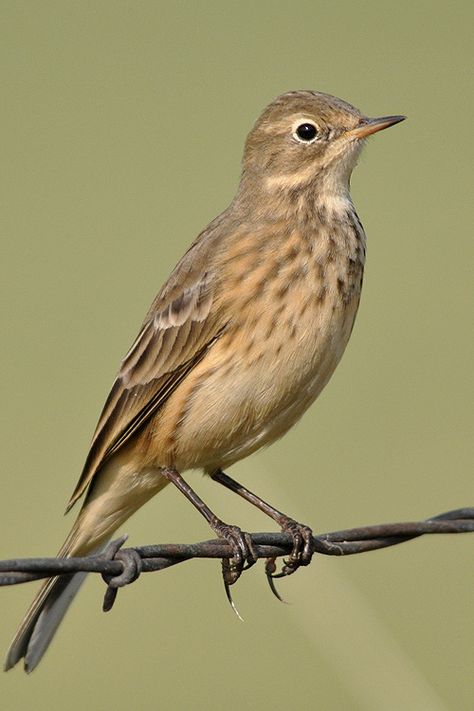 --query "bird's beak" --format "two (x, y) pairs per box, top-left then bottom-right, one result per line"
(346, 115), (406, 139)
